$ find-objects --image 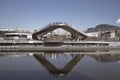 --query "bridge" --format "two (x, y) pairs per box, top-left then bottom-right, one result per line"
(32, 22), (87, 41)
